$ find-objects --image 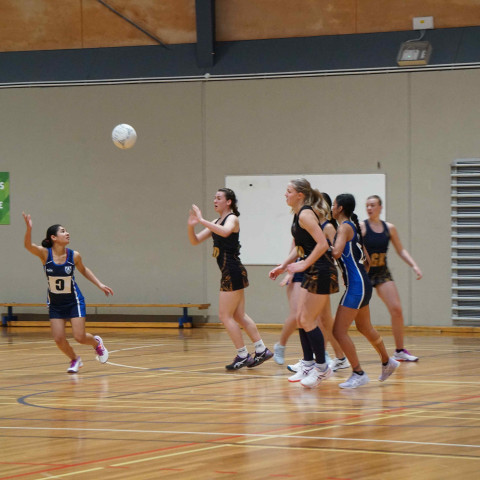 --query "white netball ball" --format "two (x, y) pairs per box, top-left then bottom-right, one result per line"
(112, 124), (137, 149)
